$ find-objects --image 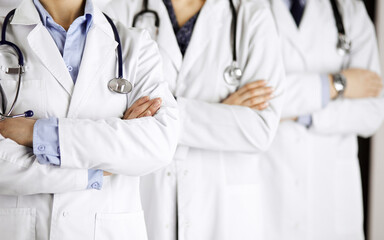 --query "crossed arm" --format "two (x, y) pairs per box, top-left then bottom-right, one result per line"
(0, 96), (162, 148)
